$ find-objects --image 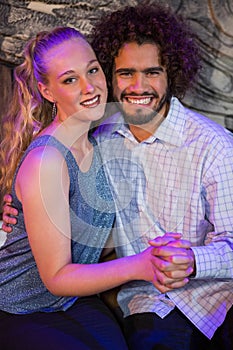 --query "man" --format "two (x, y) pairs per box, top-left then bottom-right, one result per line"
(91, 2), (233, 349)
(2, 2), (233, 349)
